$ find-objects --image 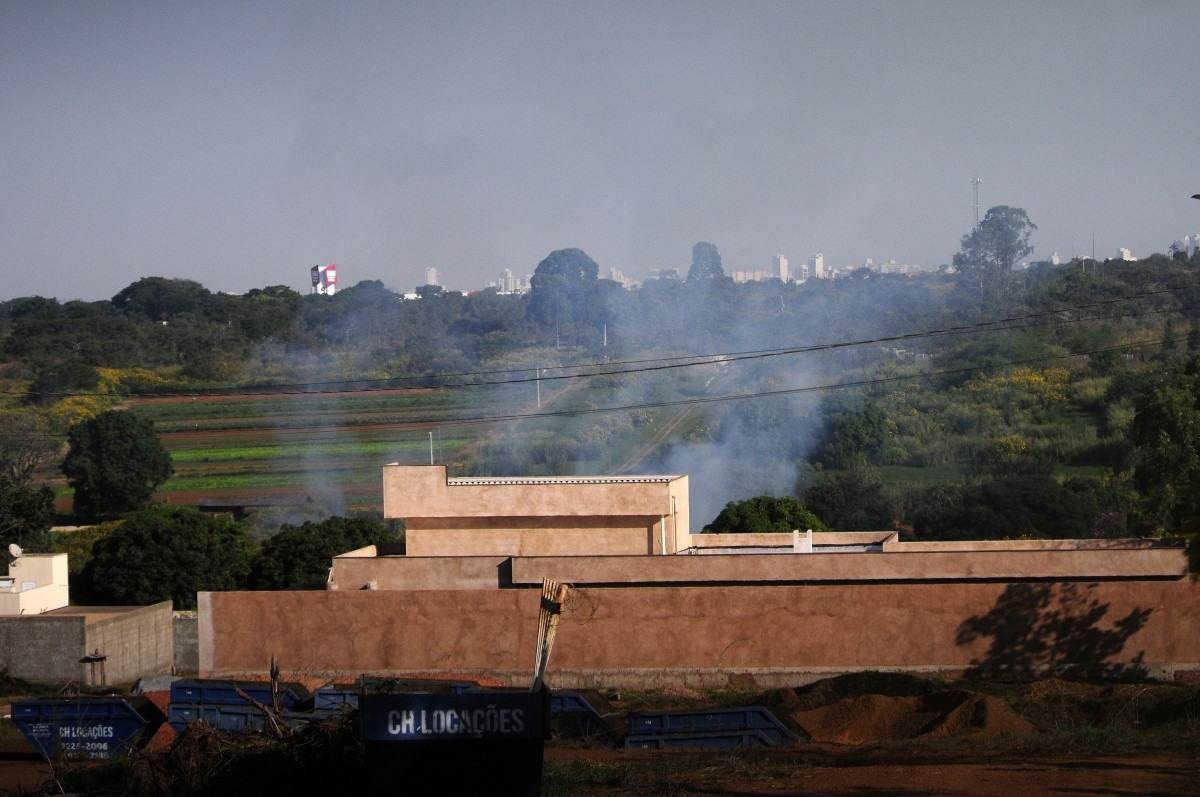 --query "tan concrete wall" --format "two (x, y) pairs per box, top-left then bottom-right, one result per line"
(0, 614), (86, 683)
(405, 516), (660, 557)
(690, 531), (894, 548)
(84, 602), (174, 684)
(507, 548), (1189, 585)
(383, 466), (690, 556)
(0, 602), (173, 684)
(884, 538), (1181, 552)
(330, 556), (509, 591)
(384, 466), (683, 518)
(199, 579), (1200, 686)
